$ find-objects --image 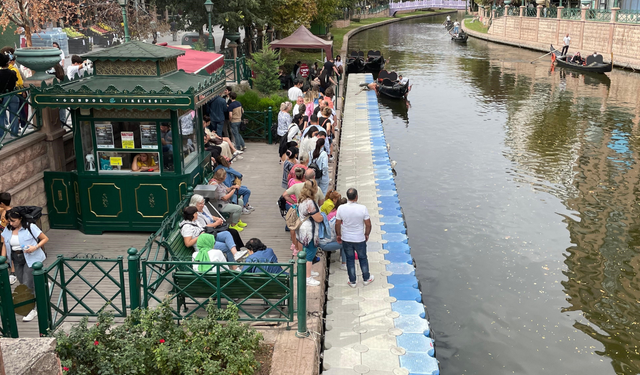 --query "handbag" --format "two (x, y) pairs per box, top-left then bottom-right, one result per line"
(204, 224), (230, 236)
